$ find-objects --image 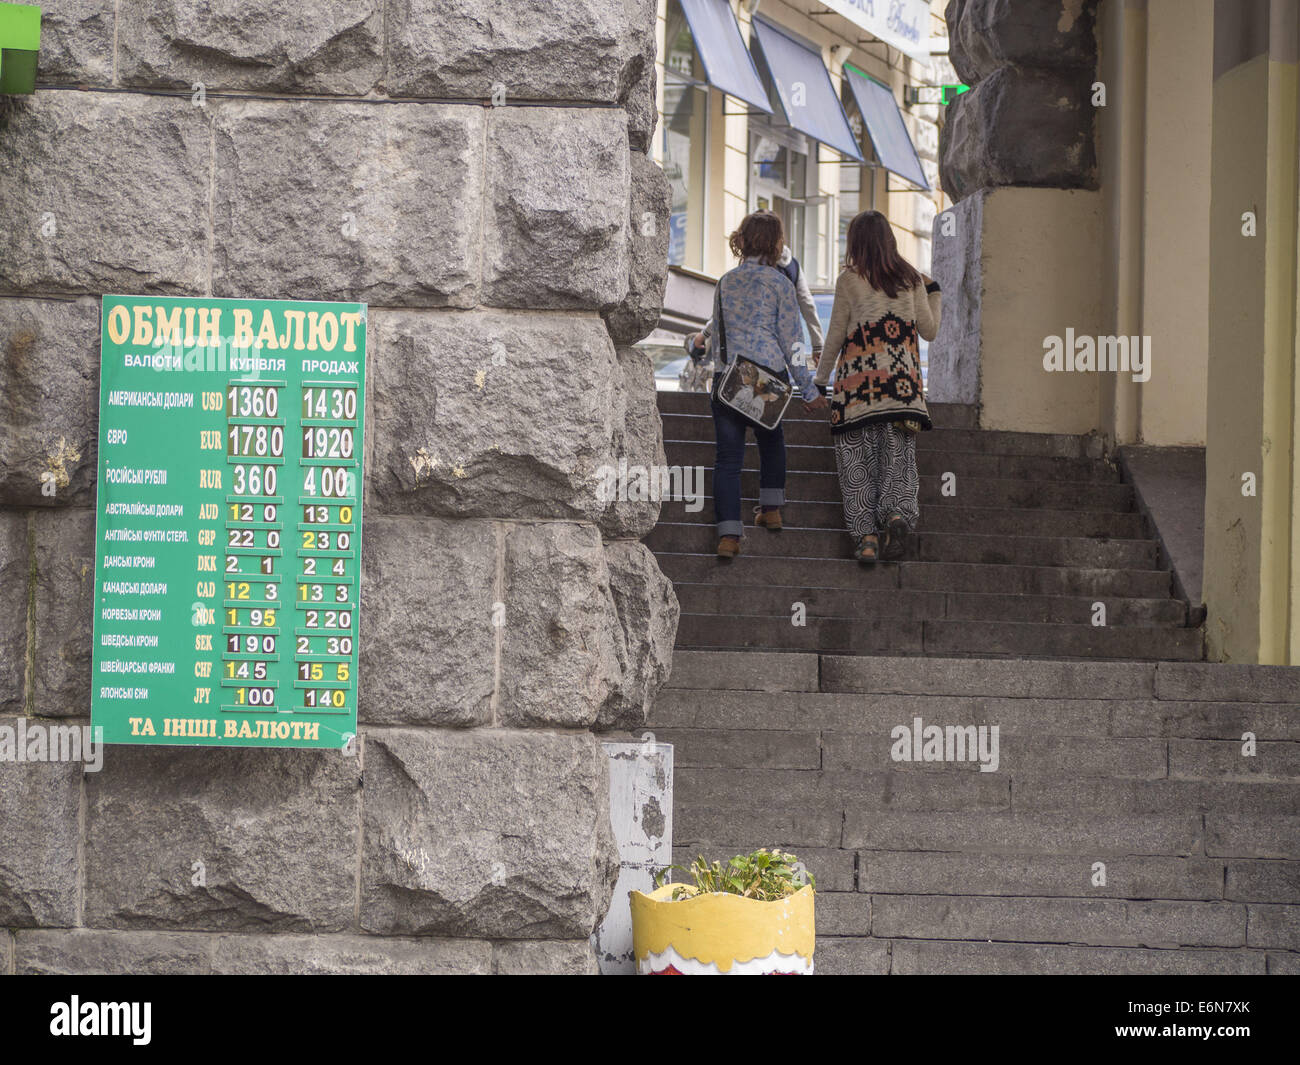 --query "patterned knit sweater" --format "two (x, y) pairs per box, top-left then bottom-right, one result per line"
(815, 269), (942, 434)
